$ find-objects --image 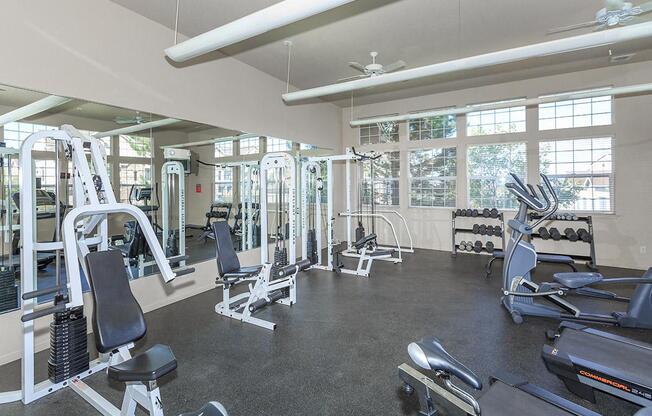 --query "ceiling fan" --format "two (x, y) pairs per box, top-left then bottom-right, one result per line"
(548, 0), (652, 34)
(114, 112), (148, 125)
(337, 51), (406, 83)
